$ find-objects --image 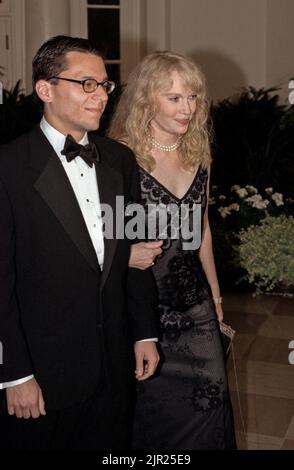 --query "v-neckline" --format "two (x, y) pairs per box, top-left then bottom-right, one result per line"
(140, 165), (201, 202)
